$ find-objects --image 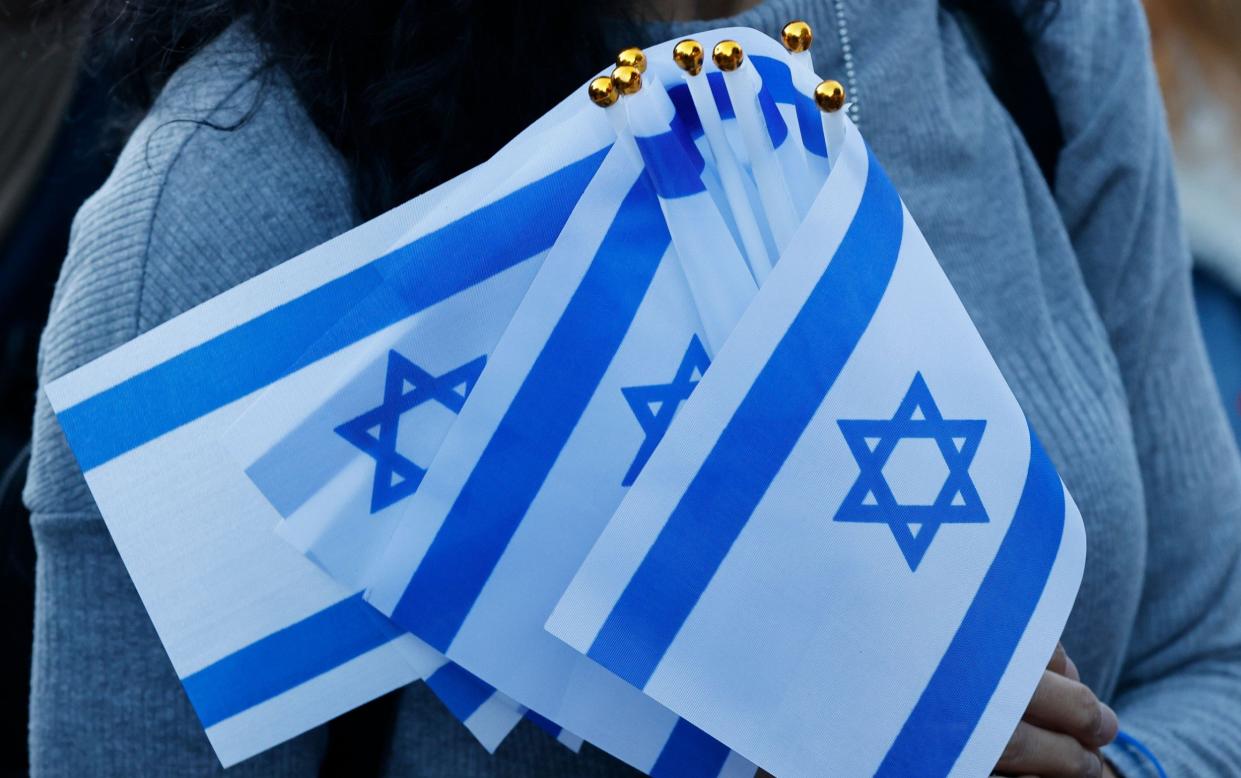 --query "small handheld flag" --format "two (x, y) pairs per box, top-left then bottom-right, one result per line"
(363, 139), (753, 777)
(548, 113), (1085, 778)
